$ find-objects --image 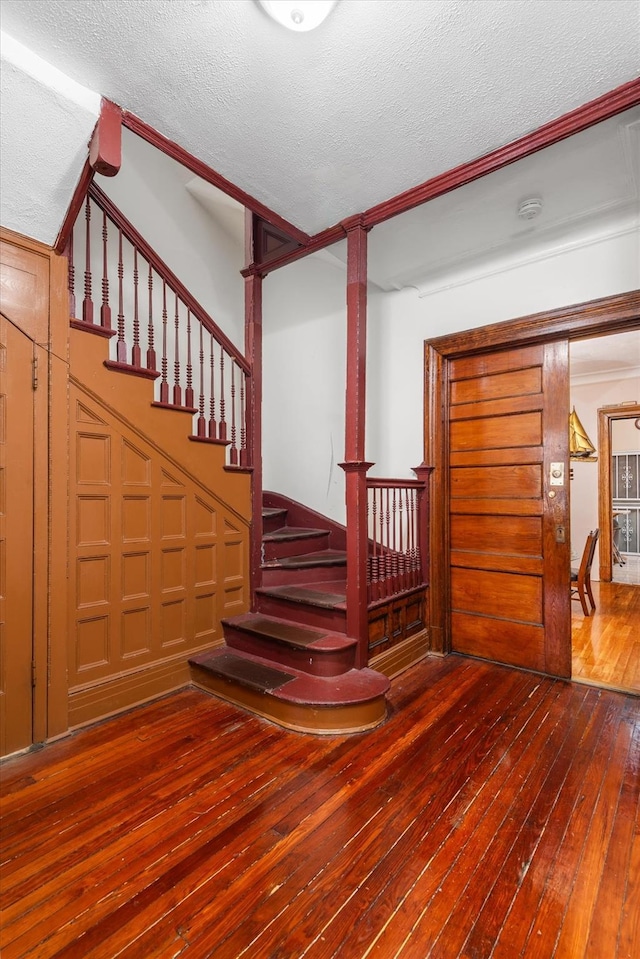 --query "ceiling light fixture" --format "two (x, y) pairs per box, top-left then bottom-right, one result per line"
(258, 1), (338, 32)
(517, 197), (543, 220)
